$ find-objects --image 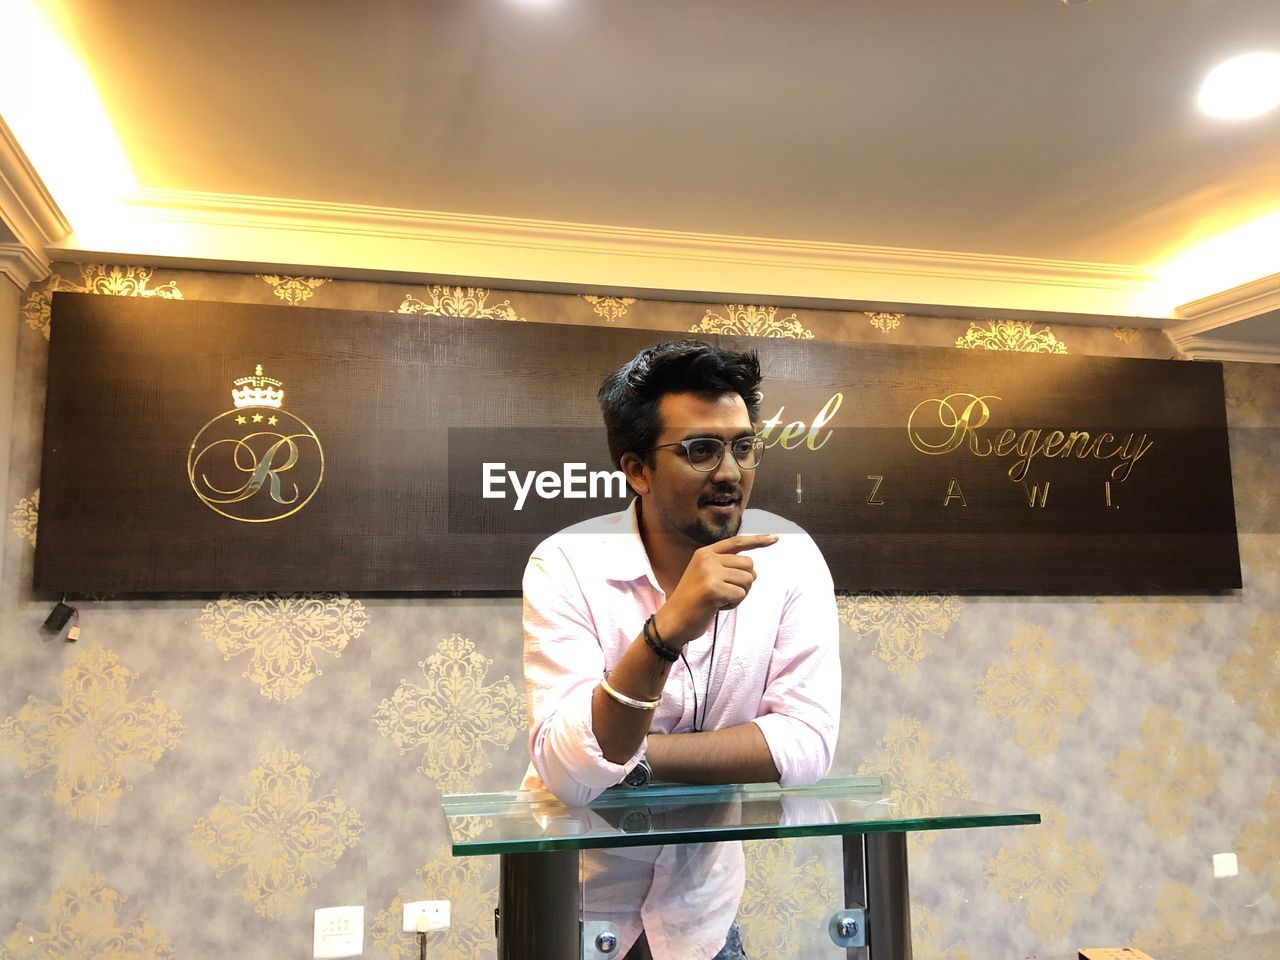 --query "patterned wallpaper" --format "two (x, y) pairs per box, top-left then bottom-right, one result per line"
(1, 262), (1276, 960)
